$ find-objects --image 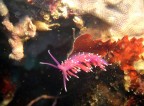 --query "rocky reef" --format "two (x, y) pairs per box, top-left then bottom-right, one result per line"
(0, 0), (144, 106)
